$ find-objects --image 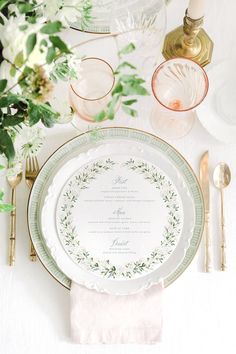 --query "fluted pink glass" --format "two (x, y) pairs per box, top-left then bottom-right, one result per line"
(151, 57), (209, 139)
